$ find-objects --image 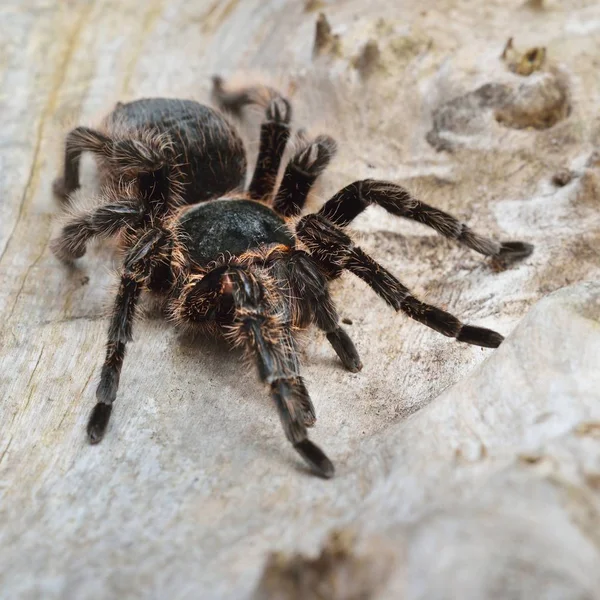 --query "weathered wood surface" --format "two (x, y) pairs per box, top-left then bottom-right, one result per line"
(1, 1), (599, 598)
